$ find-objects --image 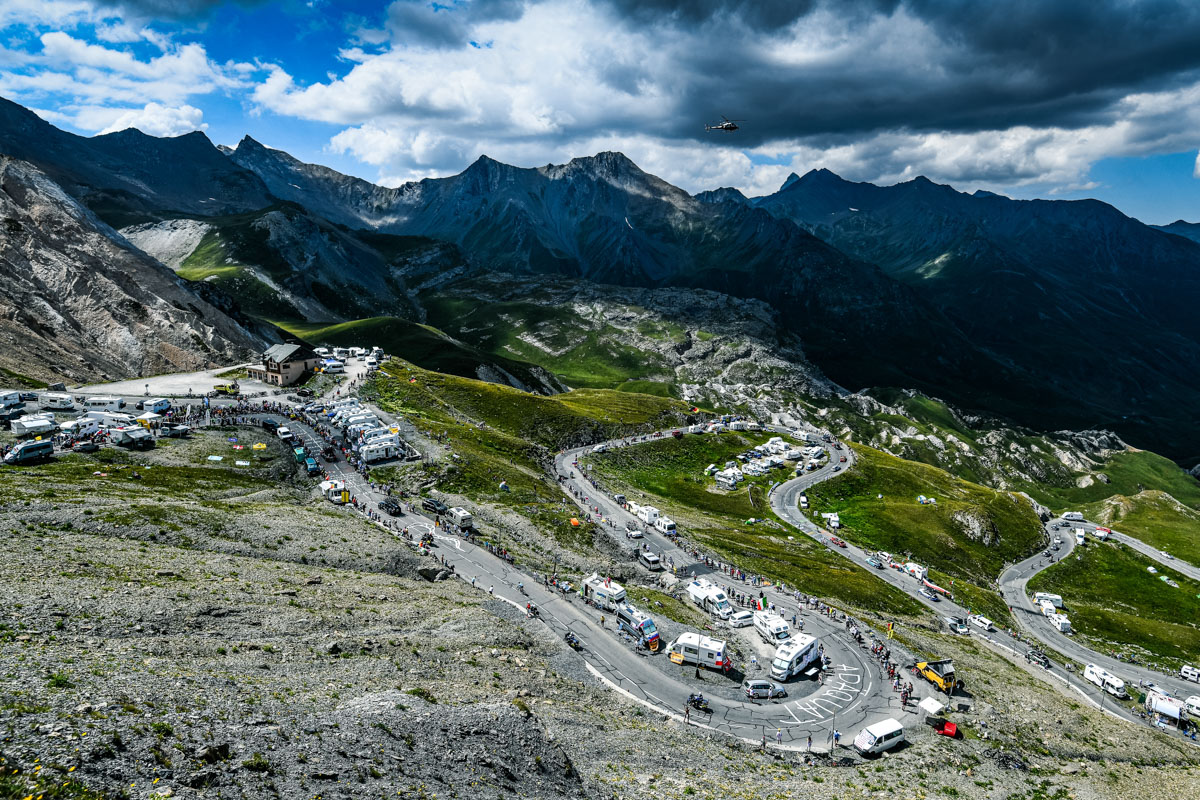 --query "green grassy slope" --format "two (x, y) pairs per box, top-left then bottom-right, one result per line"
(422, 295), (674, 391)
(365, 360), (697, 556)
(1028, 541), (1200, 667)
(1081, 491), (1200, 564)
(805, 443), (1045, 586)
(1027, 450), (1200, 511)
(177, 230), (301, 319)
(271, 317), (559, 391)
(585, 434), (924, 615)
